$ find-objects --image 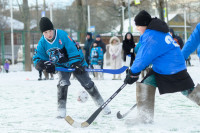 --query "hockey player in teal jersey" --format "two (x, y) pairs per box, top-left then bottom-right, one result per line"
(33, 17), (111, 118)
